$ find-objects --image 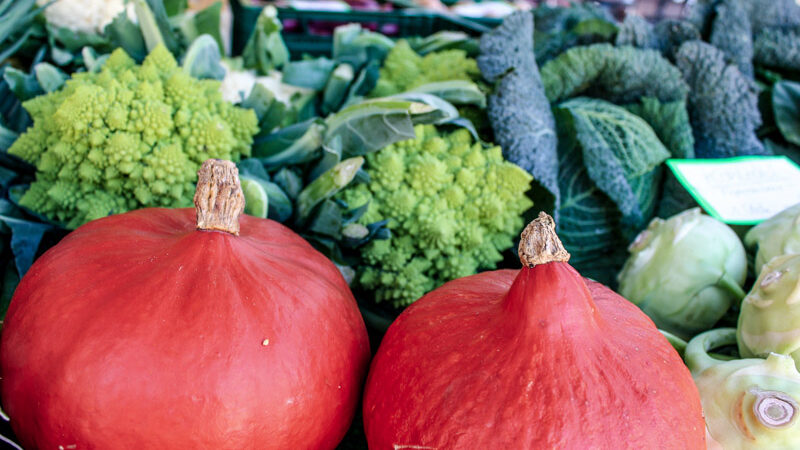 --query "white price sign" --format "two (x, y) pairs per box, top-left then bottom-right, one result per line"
(666, 156), (800, 225)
